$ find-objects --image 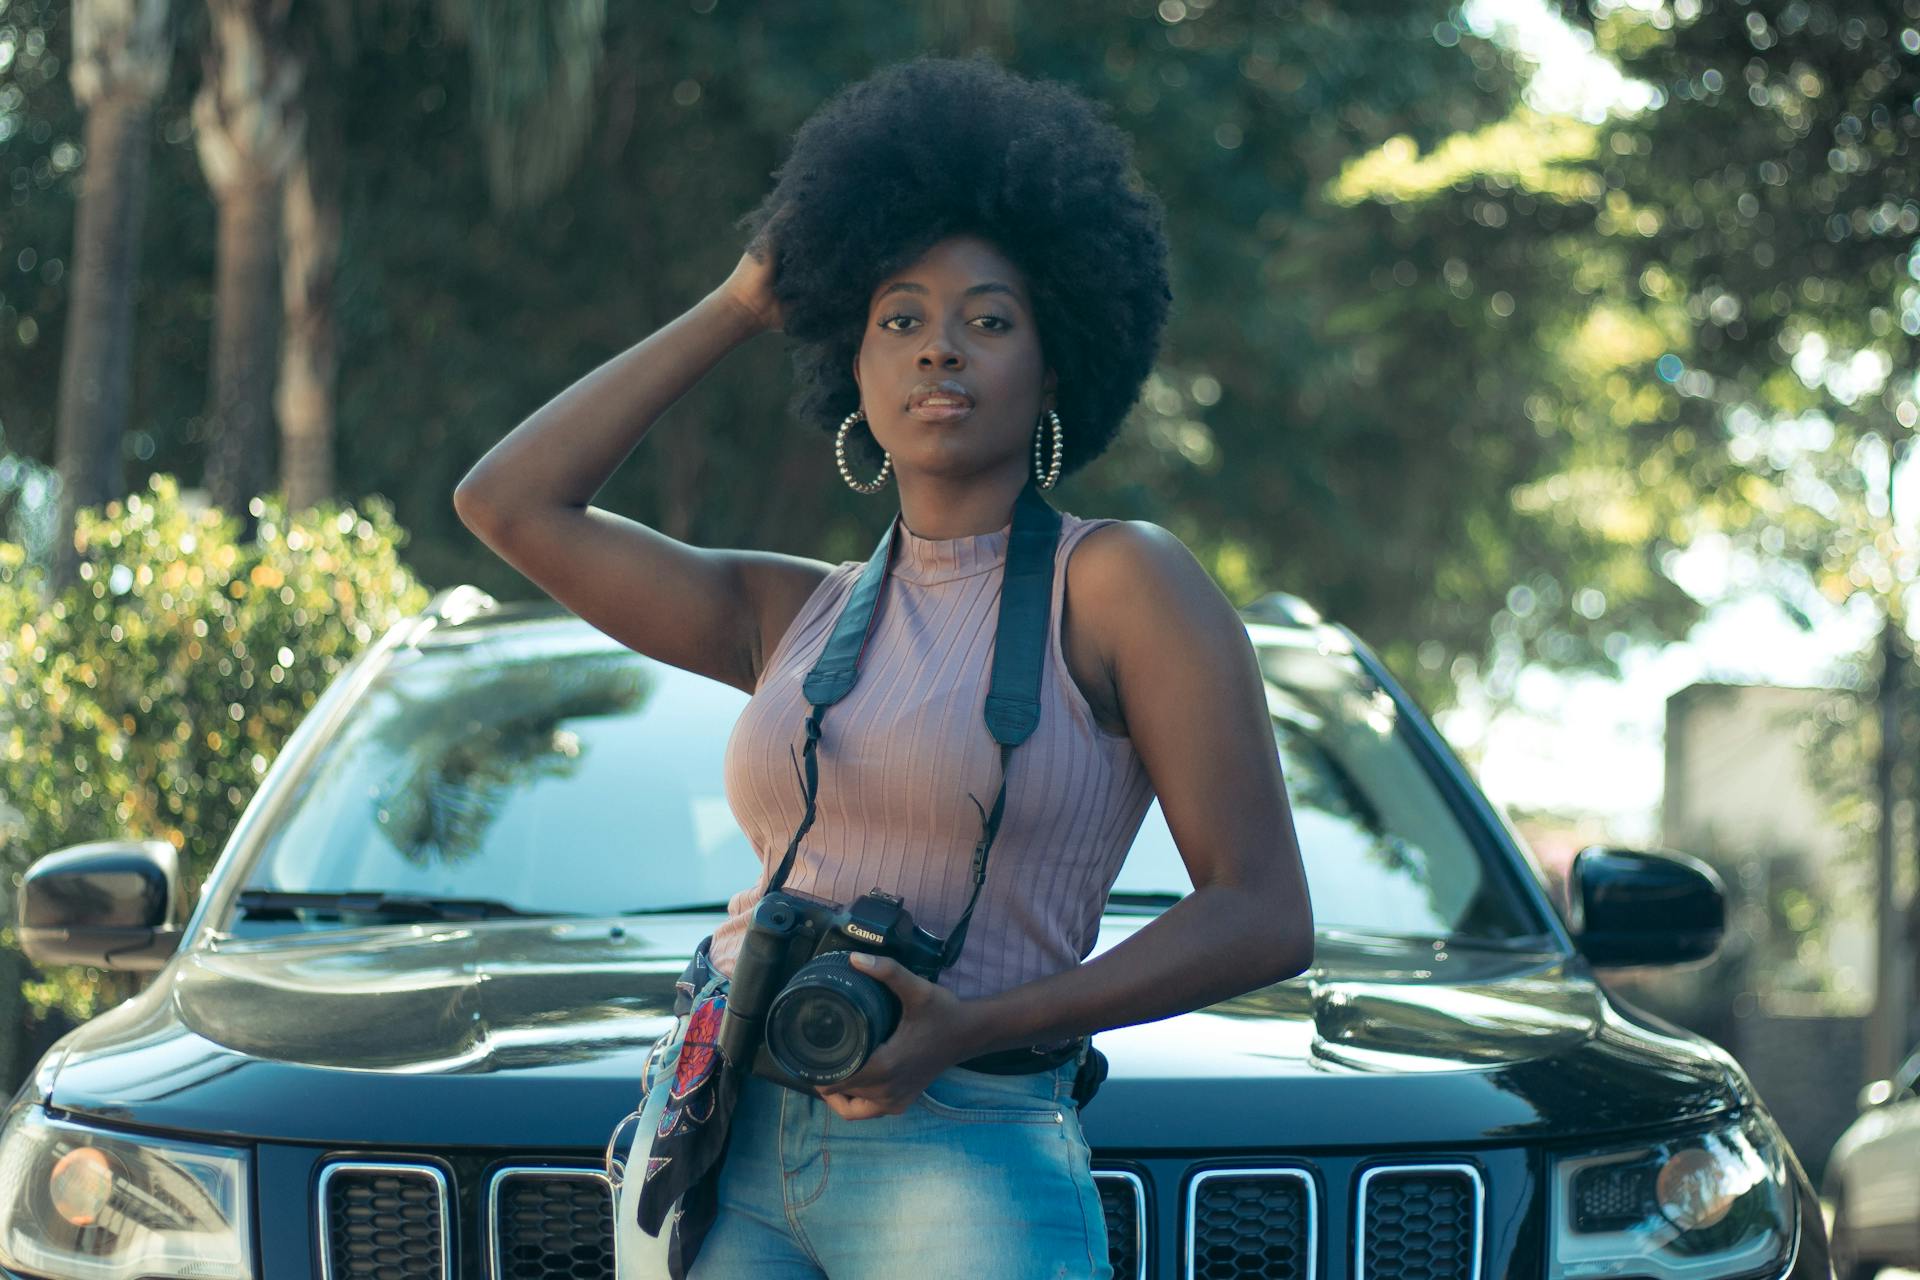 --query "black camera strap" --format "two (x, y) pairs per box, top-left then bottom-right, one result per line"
(762, 479), (1062, 977)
